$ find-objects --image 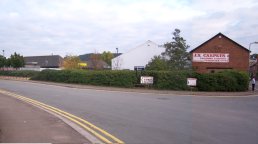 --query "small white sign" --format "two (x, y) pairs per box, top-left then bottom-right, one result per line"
(187, 78), (197, 86)
(141, 76), (154, 84)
